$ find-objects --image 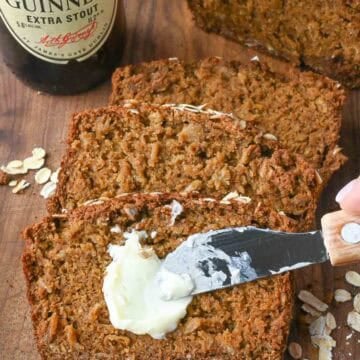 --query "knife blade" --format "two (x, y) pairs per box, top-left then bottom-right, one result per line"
(160, 226), (329, 298)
